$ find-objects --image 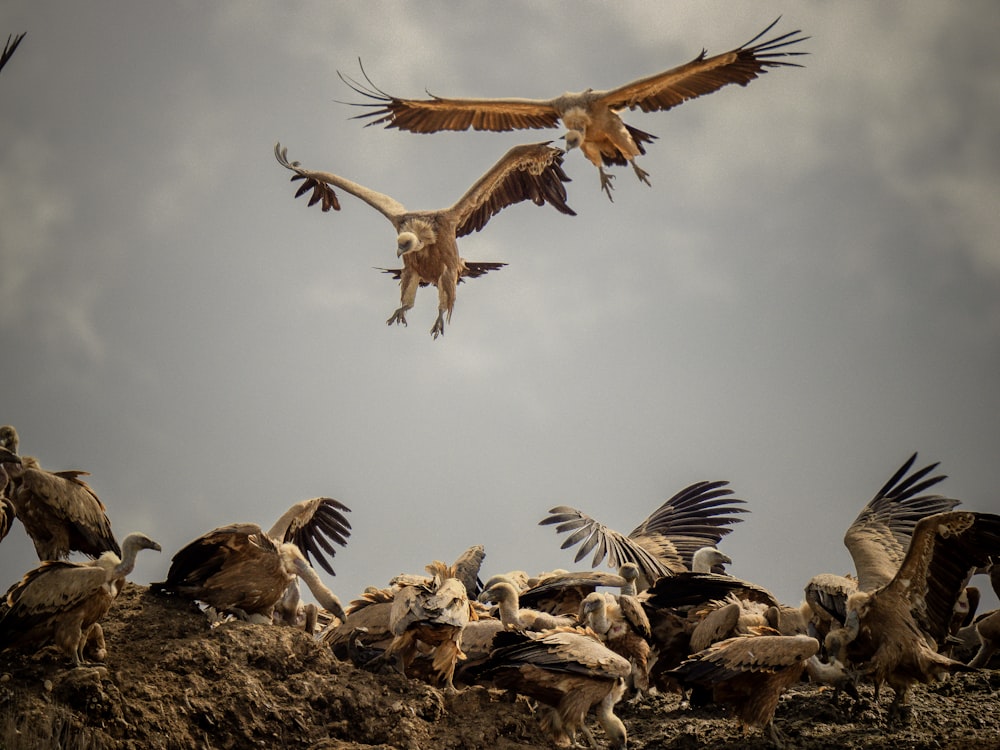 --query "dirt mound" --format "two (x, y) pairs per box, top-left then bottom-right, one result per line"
(2, 583), (999, 749)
